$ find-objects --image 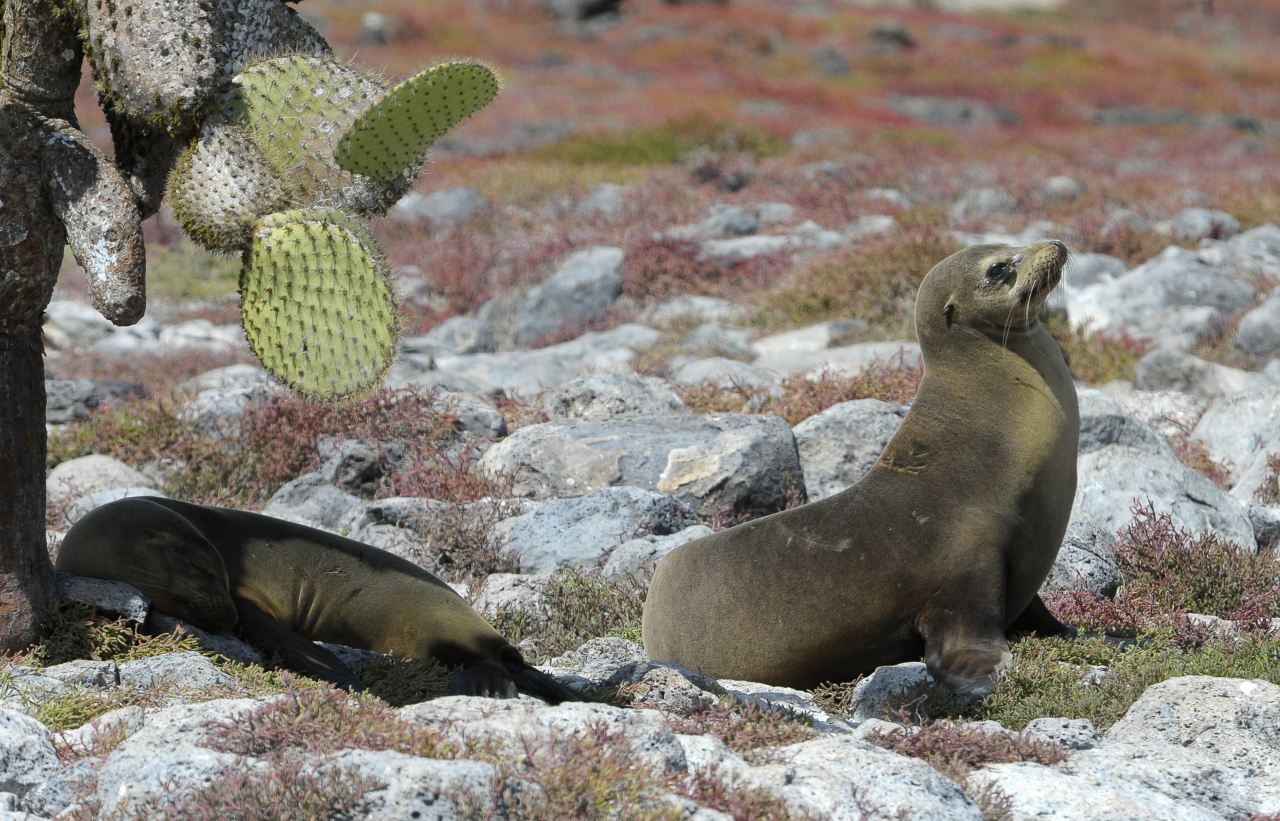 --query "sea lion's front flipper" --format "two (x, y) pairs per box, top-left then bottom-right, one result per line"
(1007, 594), (1077, 639)
(450, 660), (519, 699)
(233, 597), (366, 691)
